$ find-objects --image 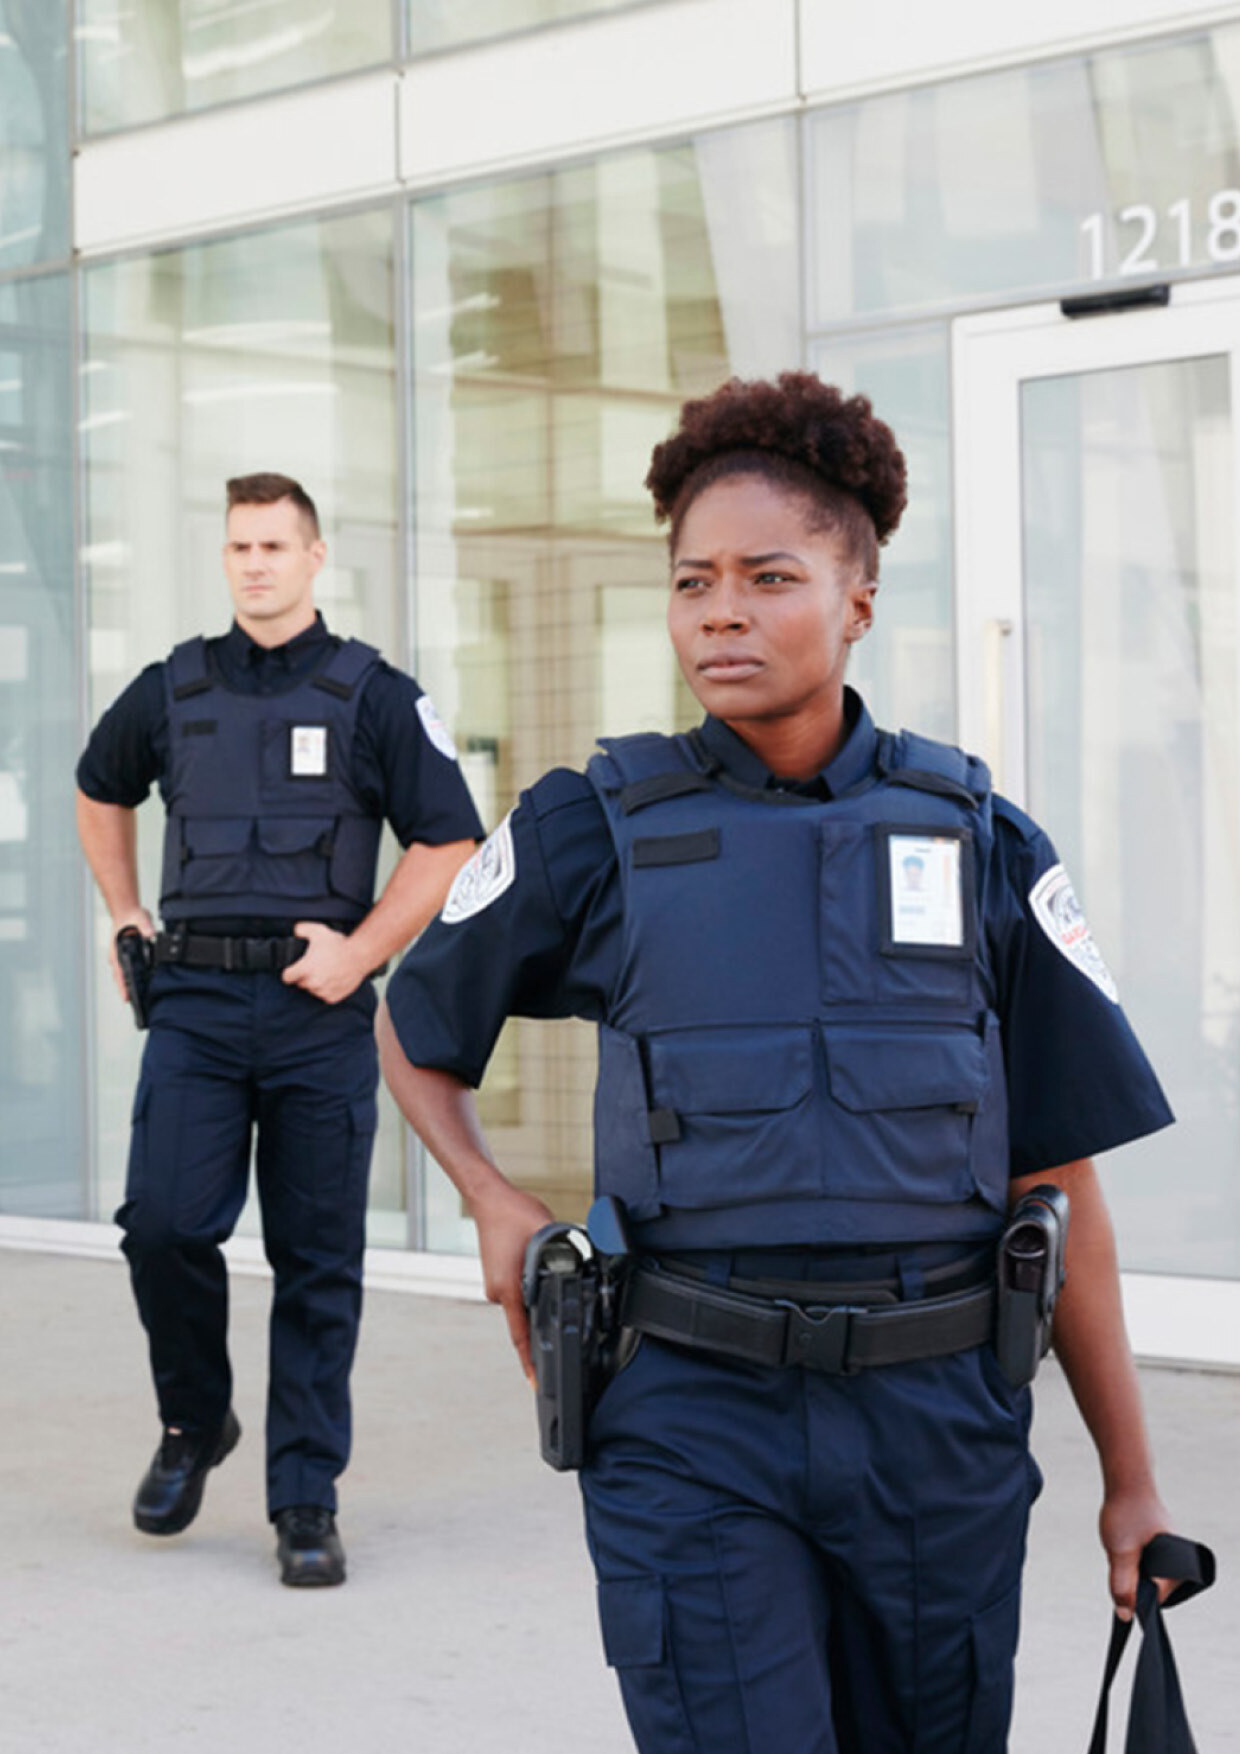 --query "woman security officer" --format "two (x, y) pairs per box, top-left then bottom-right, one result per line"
(378, 372), (1176, 1753)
